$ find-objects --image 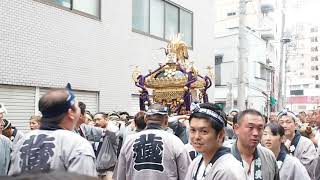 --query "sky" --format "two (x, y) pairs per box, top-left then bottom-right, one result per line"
(287, 0), (320, 25)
